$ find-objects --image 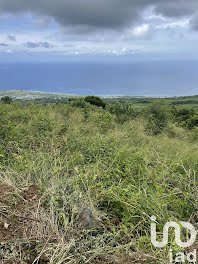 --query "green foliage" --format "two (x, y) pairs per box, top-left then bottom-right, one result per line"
(146, 101), (168, 135)
(185, 113), (198, 129)
(1, 96), (12, 104)
(1, 100), (198, 262)
(107, 102), (140, 123)
(84, 96), (106, 109)
(190, 127), (198, 140)
(176, 108), (195, 122)
(169, 106), (177, 119)
(68, 97), (87, 108)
